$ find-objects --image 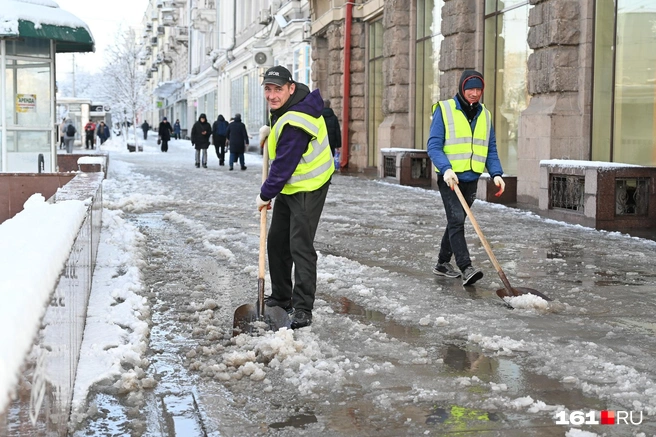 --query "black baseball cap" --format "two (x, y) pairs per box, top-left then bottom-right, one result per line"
(262, 65), (294, 86)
